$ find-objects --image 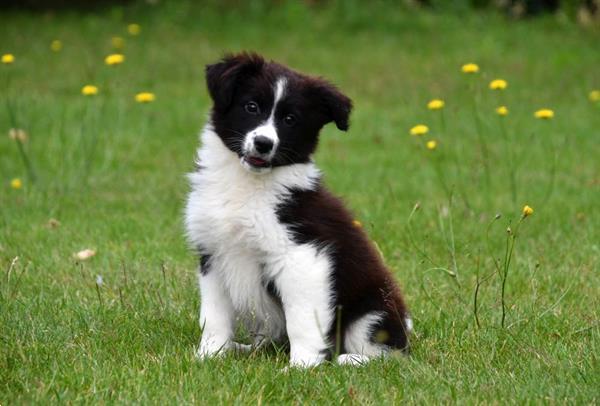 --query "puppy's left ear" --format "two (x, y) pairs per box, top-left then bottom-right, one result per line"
(310, 80), (353, 131)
